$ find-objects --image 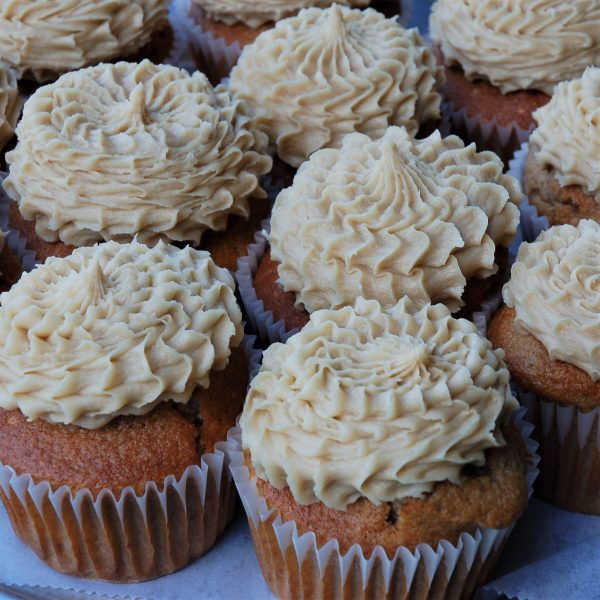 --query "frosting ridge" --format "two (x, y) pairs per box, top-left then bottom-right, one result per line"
(0, 240), (243, 428)
(269, 126), (521, 313)
(0, 63), (20, 151)
(229, 5), (443, 167)
(4, 60), (272, 246)
(241, 298), (517, 509)
(430, 0), (600, 95)
(504, 220), (600, 380)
